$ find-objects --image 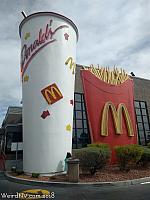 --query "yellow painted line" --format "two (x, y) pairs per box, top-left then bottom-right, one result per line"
(19, 189), (51, 199)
